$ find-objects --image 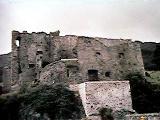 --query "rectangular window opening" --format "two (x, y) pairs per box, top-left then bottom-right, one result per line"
(88, 69), (98, 81)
